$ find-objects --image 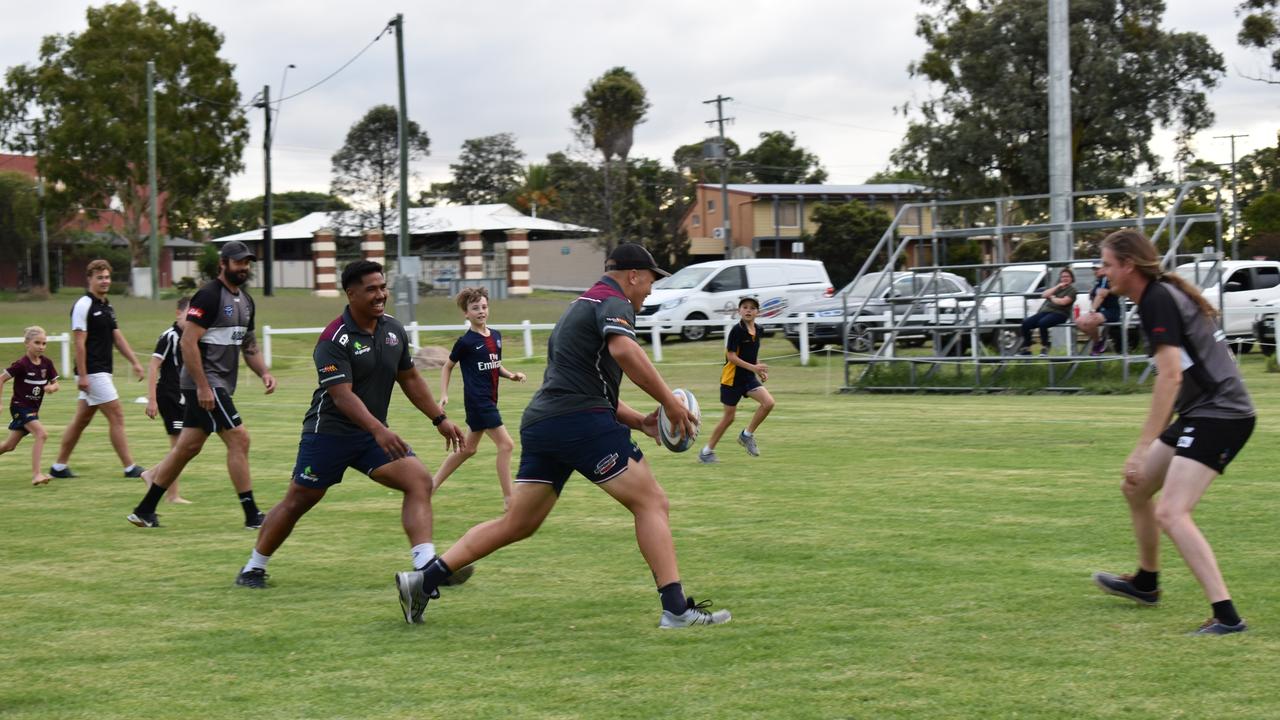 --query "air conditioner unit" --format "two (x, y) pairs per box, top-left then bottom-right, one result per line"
(712, 227), (726, 240)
